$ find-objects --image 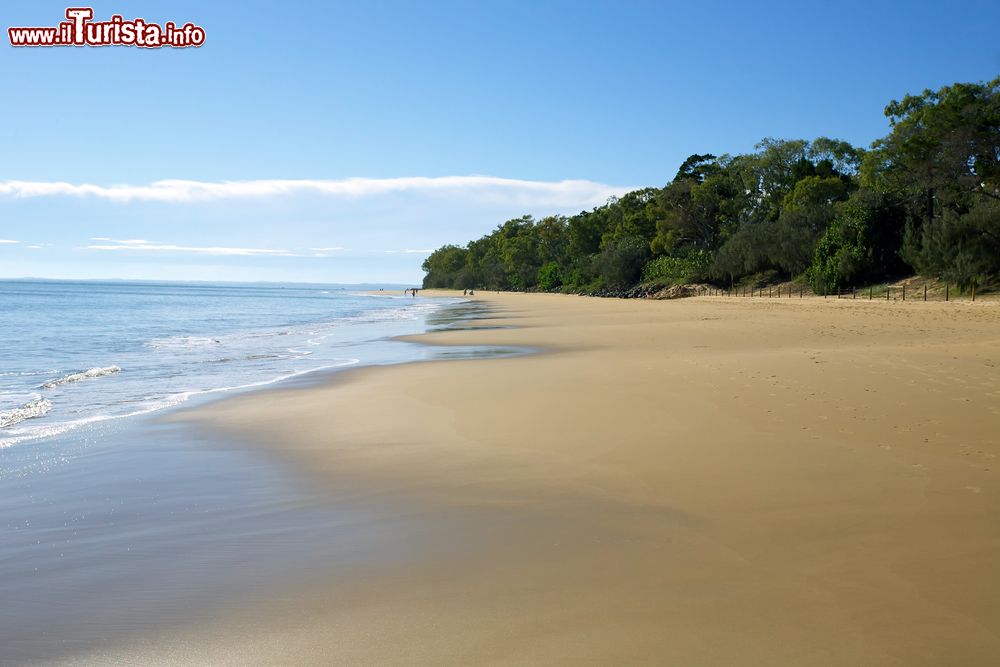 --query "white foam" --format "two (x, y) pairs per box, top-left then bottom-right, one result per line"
(0, 397), (52, 428)
(0, 359), (359, 449)
(147, 336), (220, 350)
(0, 370), (59, 377)
(42, 366), (121, 389)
